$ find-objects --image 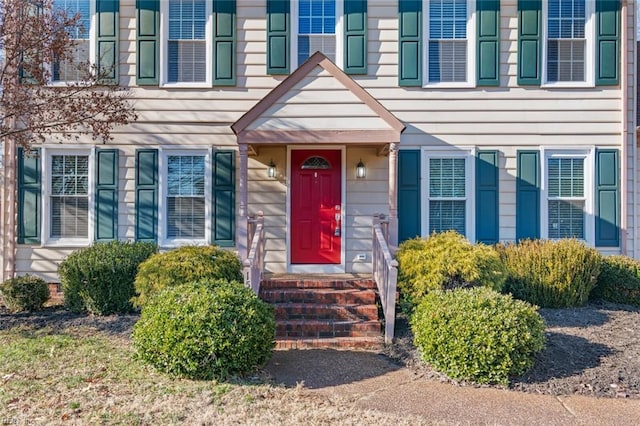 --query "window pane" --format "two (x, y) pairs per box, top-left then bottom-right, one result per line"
(429, 200), (466, 234)
(51, 196), (89, 238)
(548, 158), (584, 197)
(52, 0), (90, 81)
(429, 0), (467, 40)
(167, 40), (207, 83)
(166, 155), (206, 239)
(548, 200), (585, 239)
(429, 158), (465, 198)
